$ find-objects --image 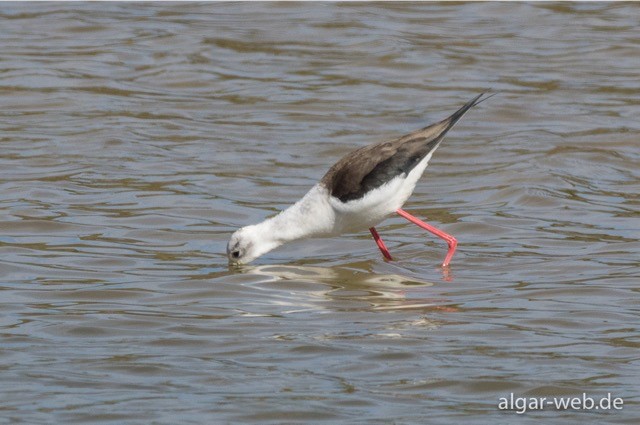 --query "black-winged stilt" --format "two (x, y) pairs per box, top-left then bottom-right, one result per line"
(228, 93), (493, 266)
